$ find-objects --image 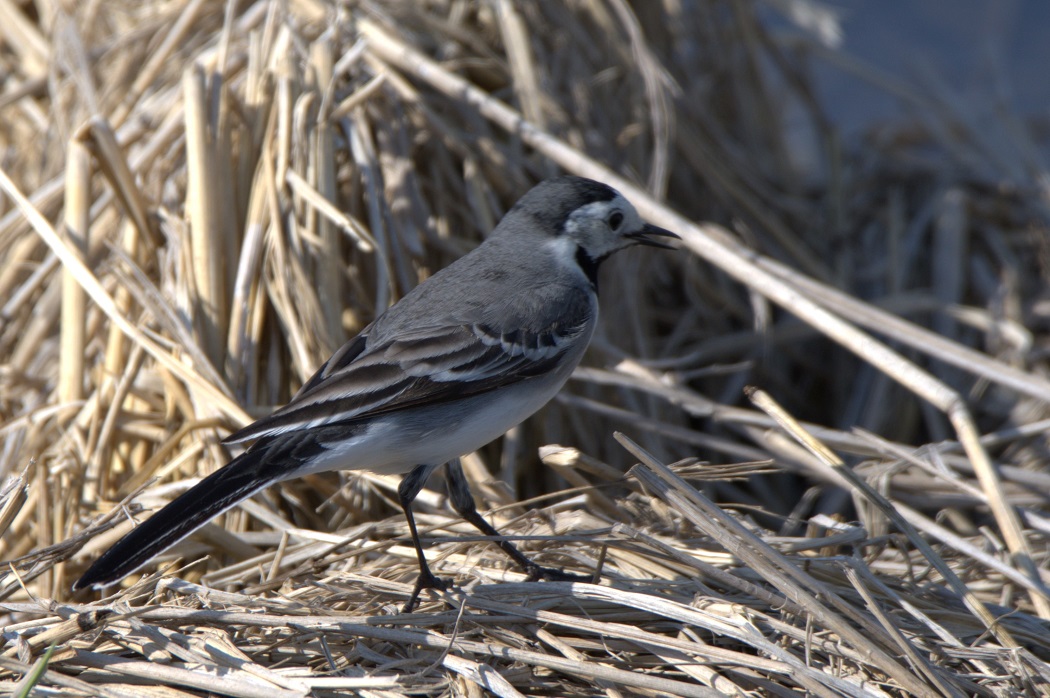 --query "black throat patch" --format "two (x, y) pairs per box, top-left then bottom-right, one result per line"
(575, 245), (601, 292)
